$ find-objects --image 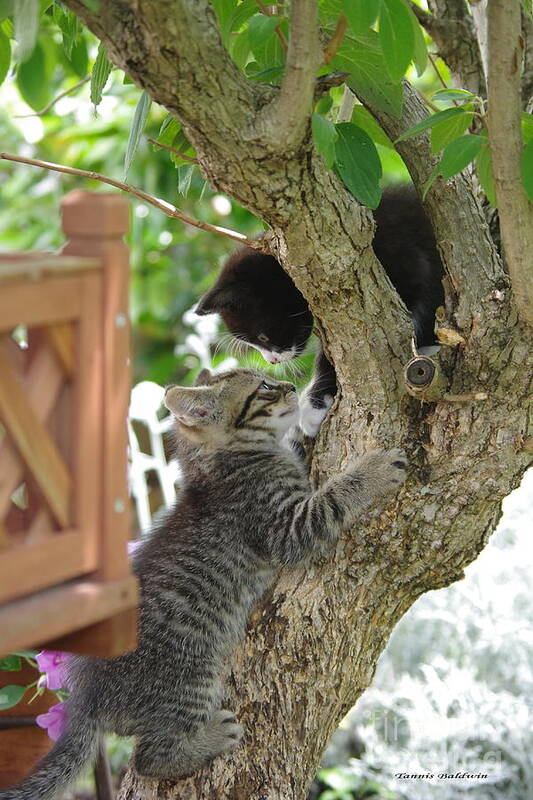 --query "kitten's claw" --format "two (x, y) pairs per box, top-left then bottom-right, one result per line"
(209, 710), (244, 750)
(349, 448), (408, 498)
